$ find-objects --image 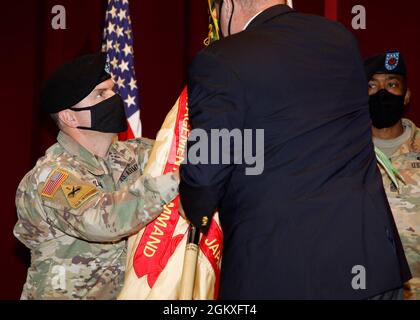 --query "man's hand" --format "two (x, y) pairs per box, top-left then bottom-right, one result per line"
(171, 169), (187, 220)
(173, 169), (180, 183)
